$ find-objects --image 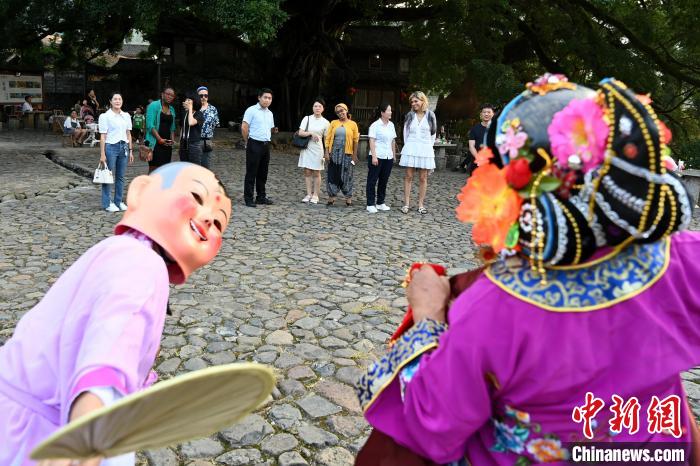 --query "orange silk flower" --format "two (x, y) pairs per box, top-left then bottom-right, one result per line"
(474, 147), (494, 167)
(456, 164), (523, 252)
